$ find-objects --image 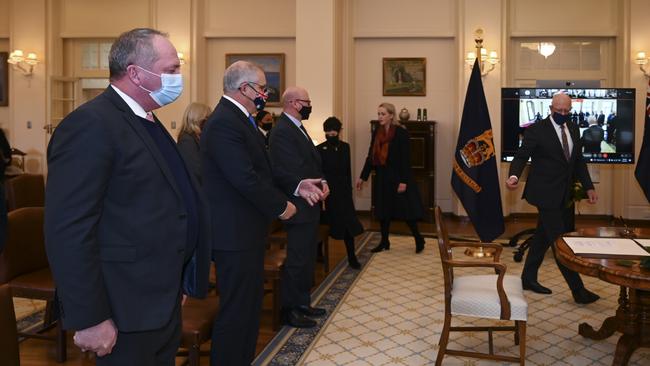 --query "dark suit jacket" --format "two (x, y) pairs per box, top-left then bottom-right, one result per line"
(269, 113), (323, 224)
(177, 132), (202, 185)
(201, 97), (287, 251)
(45, 86), (210, 332)
(581, 125), (604, 153)
(509, 118), (594, 209)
